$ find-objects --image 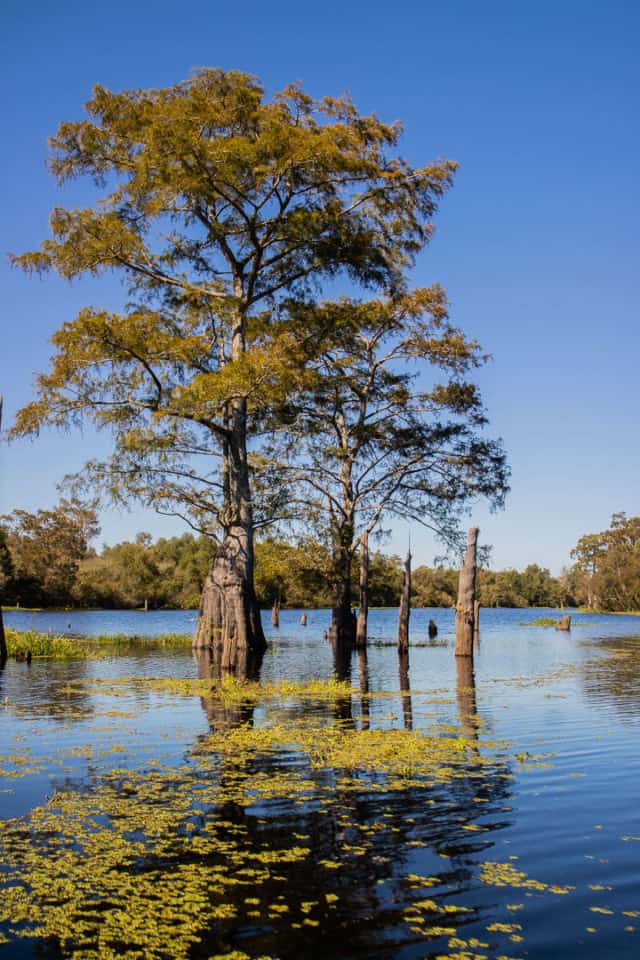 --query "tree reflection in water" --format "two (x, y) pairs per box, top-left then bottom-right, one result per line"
(398, 648), (413, 730)
(188, 640), (514, 960)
